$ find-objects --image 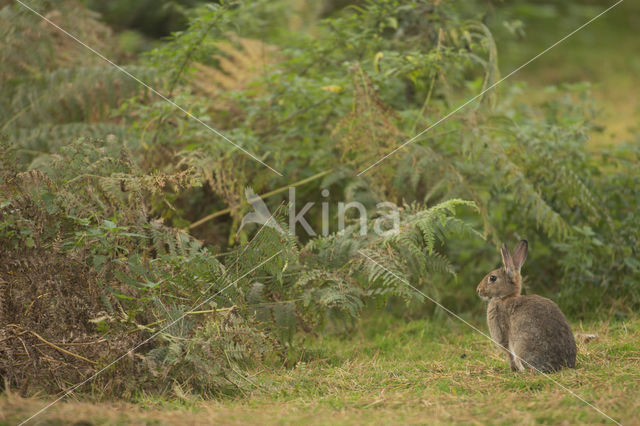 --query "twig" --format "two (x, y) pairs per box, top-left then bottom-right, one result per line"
(135, 306), (237, 331)
(28, 331), (97, 365)
(187, 168), (333, 230)
(186, 307), (235, 315)
(34, 339), (107, 347)
(17, 336), (31, 361)
(150, 19), (220, 147)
